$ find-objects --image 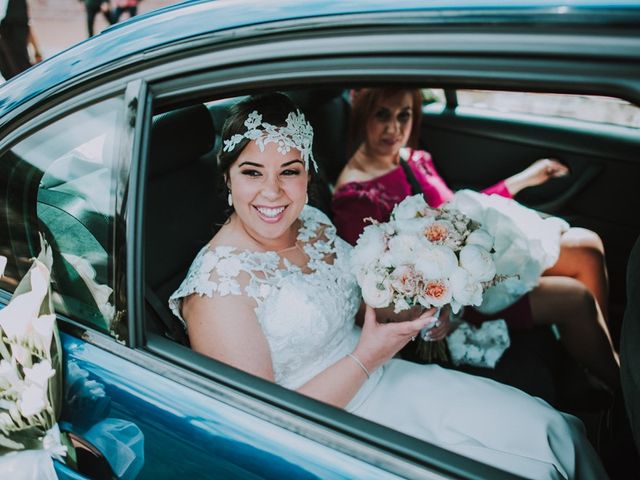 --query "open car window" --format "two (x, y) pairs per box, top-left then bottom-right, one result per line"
(0, 96), (126, 336)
